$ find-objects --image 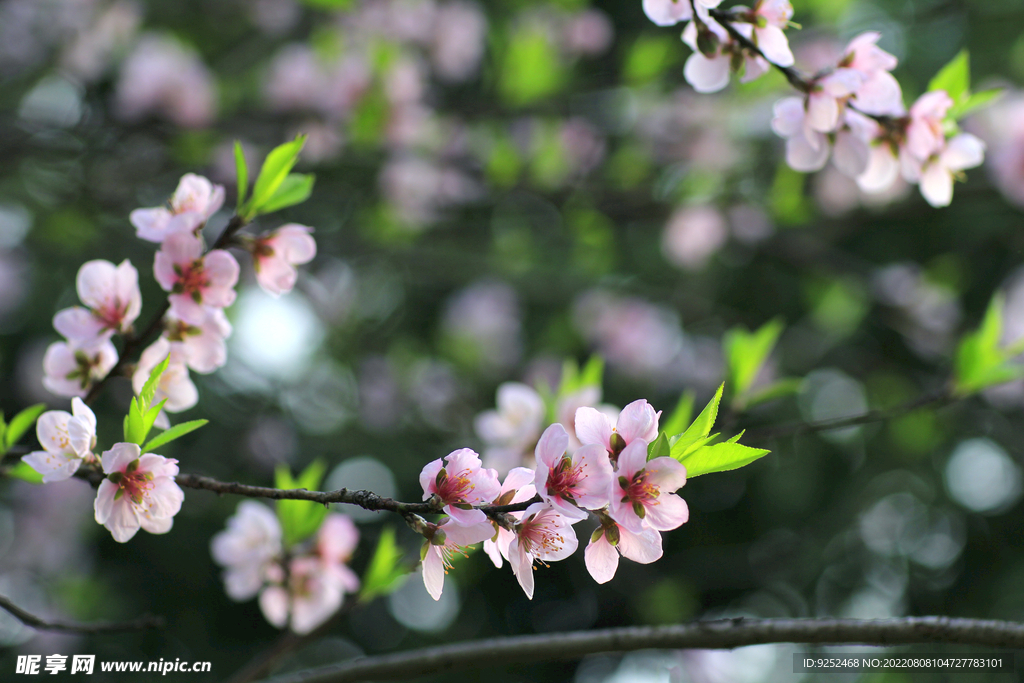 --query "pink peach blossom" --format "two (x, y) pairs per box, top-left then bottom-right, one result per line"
(575, 399), (660, 457)
(153, 232), (239, 325)
(917, 133), (986, 208)
(507, 502), (579, 599)
(163, 307), (232, 374)
(132, 338), (198, 418)
(130, 174), (225, 244)
(475, 382), (545, 475)
(420, 448), (501, 525)
(211, 501), (283, 600)
(316, 514), (361, 595)
(259, 556), (343, 635)
(584, 517), (663, 584)
(251, 224), (317, 297)
(608, 439), (689, 534)
(42, 339), (118, 398)
(94, 442), (184, 543)
(422, 517), (495, 600)
(22, 398), (97, 483)
(483, 467), (537, 569)
(53, 259), (142, 343)
(534, 423), (612, 520)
